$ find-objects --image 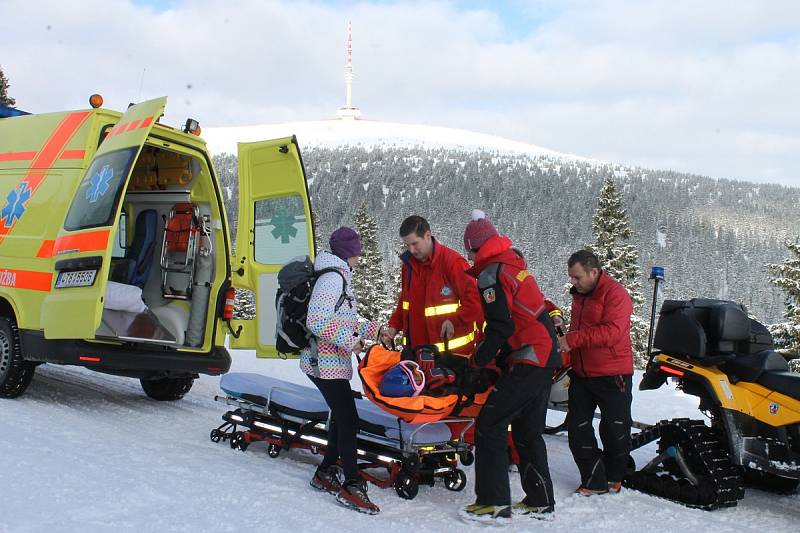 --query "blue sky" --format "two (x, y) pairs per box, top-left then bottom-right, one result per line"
(5, 0), (800, 185)
(131, 0), (560, 40)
